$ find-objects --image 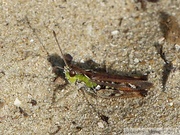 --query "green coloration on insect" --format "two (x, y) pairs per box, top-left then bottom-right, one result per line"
(64, 69), (98, 88)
